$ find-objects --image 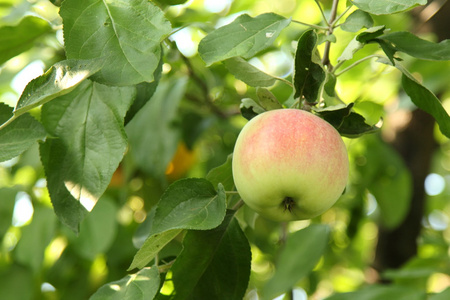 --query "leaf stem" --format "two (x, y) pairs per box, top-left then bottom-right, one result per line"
(291, 19), (328, 31)
(334, 54), (385, 77)
(289, 99), (300, 109)
(314, 0), (330, 27)
(157, 260), (175, 273)
(275, 76), (294, 88)
(225, 191), (239, 195)
(0, 115), (17, 131)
